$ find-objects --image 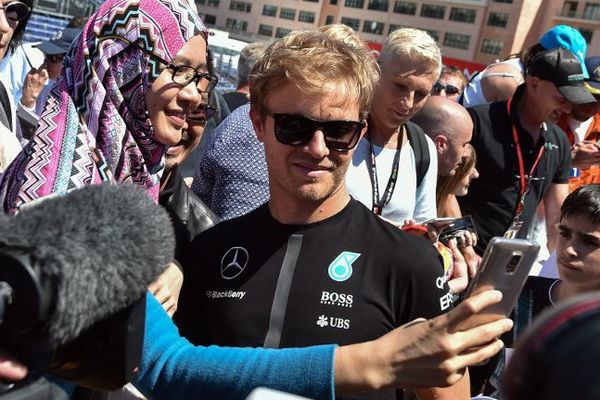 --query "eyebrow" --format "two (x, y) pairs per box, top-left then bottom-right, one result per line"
(171, 54), (208, 70)
(559, 223), (600, 242)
